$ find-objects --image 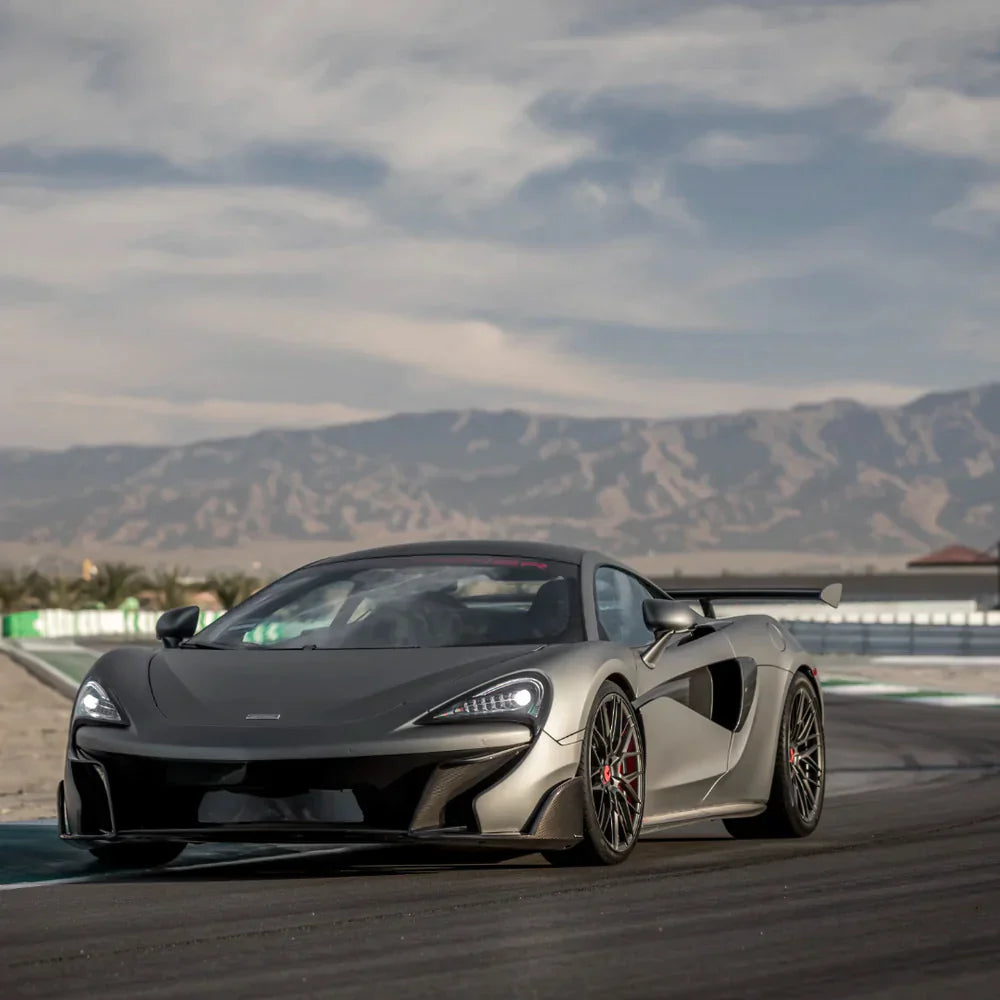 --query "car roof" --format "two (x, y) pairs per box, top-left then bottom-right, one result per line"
(308, 539), (604, 568)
